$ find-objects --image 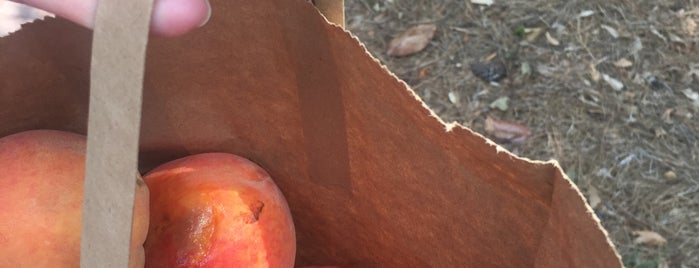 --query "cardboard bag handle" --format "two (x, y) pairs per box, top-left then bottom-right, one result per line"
(80, 0), (155, 266)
